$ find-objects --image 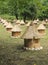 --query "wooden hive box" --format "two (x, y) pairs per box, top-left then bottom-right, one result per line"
(11, 25), (22, 38)
(37, 24), (46, 35)
(6, 23), (13, 31)
(20, 20), (25, 25)
(22, 25), (42, 50)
